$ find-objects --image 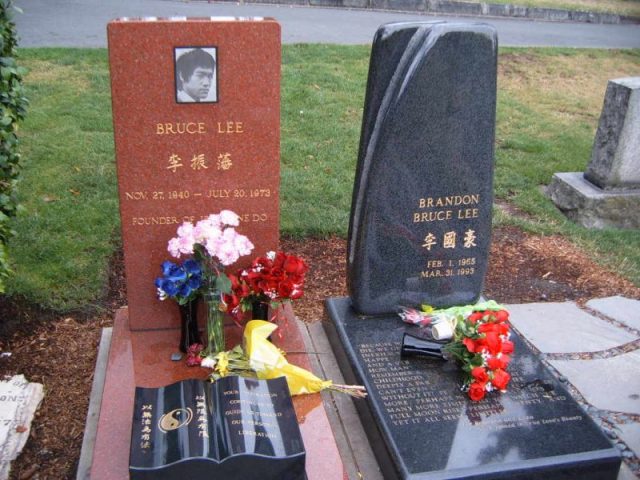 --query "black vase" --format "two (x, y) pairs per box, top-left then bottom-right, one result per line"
(251, 299), (270, 321)
(178, 299), (201, 353)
